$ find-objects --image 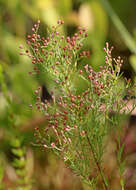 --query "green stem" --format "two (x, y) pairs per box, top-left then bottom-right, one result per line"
(120, 179), (125, 190)
(86, 135), (108, 190)
(100, 0), (136, 54)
